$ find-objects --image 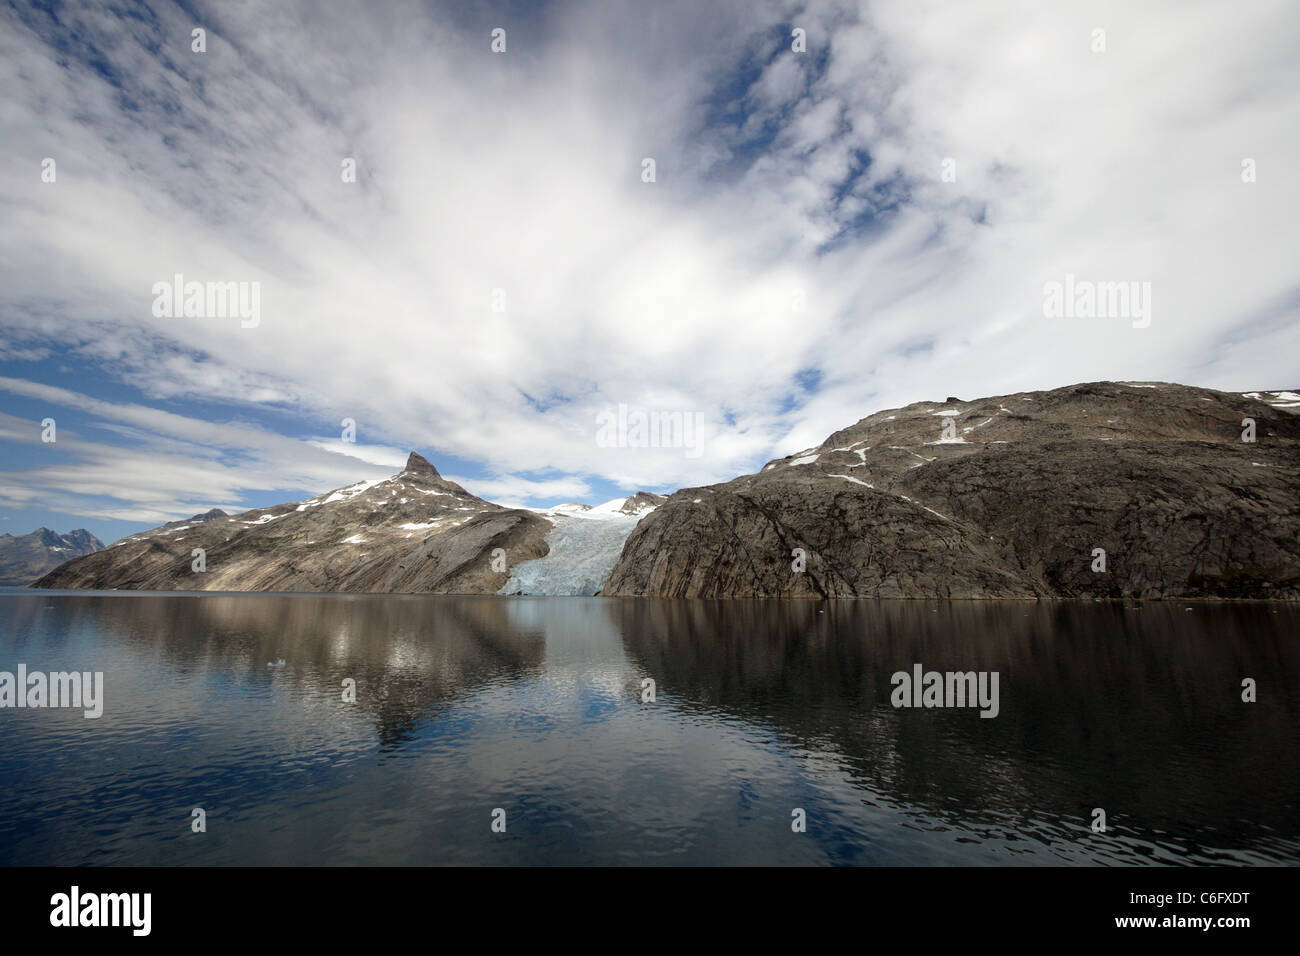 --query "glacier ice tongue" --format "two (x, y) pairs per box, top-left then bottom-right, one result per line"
(499, 514), (642, 596)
